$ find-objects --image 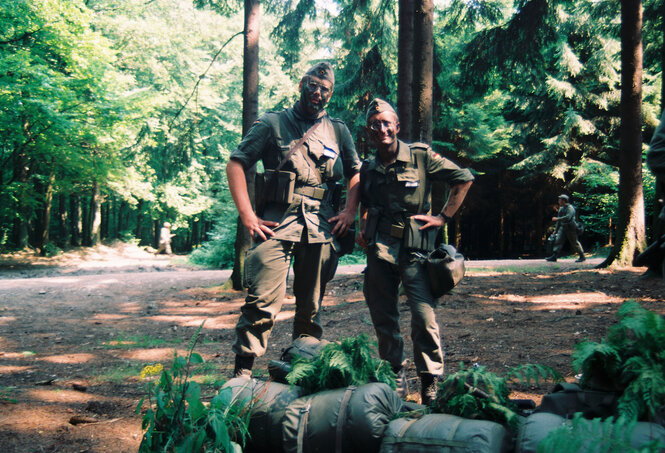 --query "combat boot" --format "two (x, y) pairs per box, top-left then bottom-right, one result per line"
(420, 373), (438, 406)
(394, 367), (409, 399)
(545, 253), (558, 262)
(233, 354), (254, 378)
(576, 253), (586, 263)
